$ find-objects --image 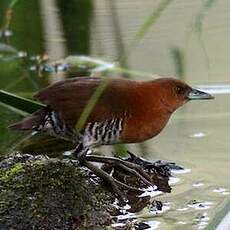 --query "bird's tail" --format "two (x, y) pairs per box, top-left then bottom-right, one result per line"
(9, 107), (49, 131)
